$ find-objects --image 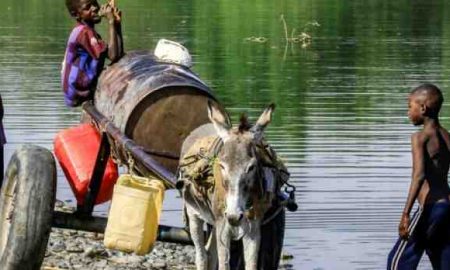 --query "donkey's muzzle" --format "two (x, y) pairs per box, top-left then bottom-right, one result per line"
(227, 213), (244, 226)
